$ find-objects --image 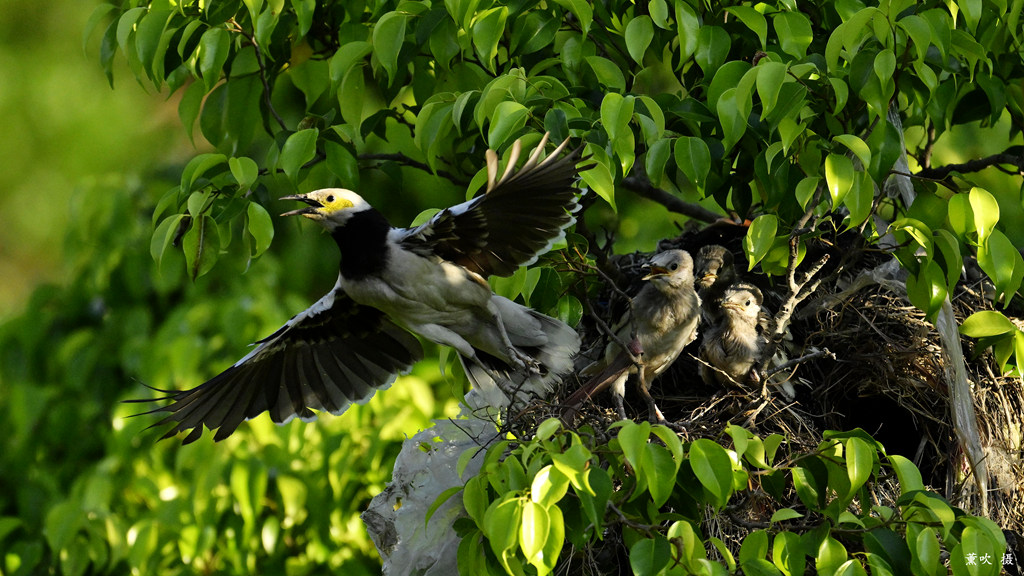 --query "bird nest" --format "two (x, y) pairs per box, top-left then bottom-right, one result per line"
(541, 239), (1023, 545)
